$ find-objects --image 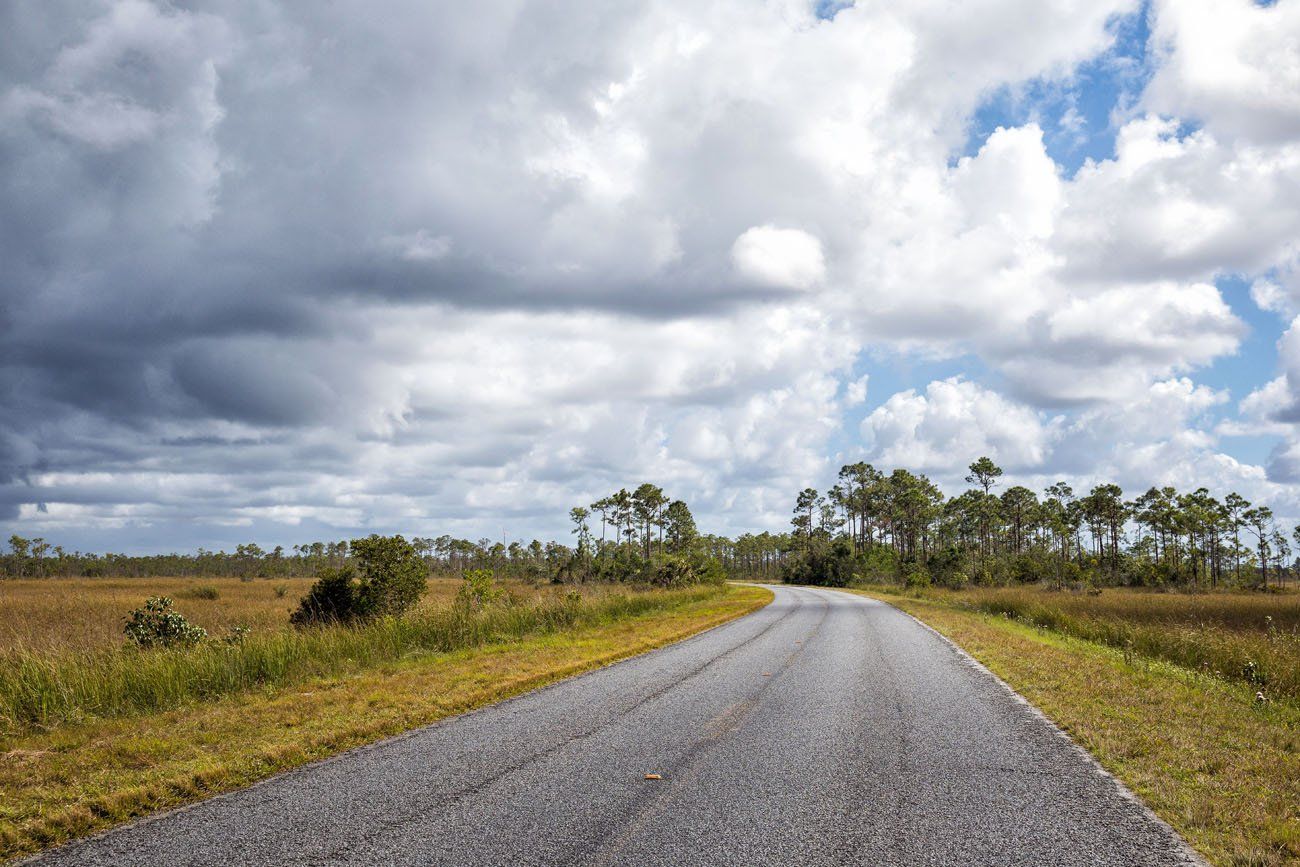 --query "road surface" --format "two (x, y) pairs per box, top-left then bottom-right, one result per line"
(29, 585), (1203, 866)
